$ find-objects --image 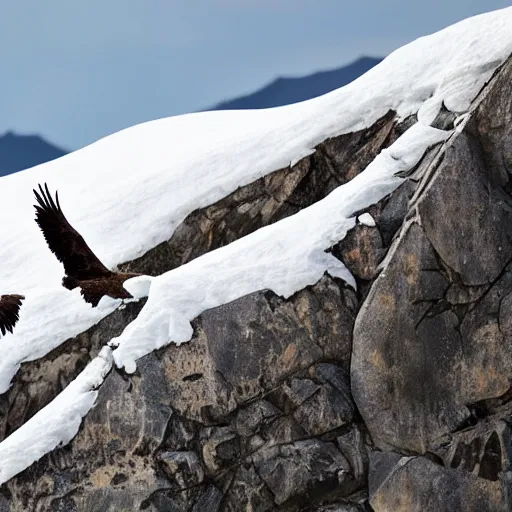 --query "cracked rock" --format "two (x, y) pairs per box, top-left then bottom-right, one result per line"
(201, 427), (240, 474)
(158, 451), (205, 489)
(369, 454), (508, 511)
(291, 366), (355, 436)
(254, 439), (351, 506)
